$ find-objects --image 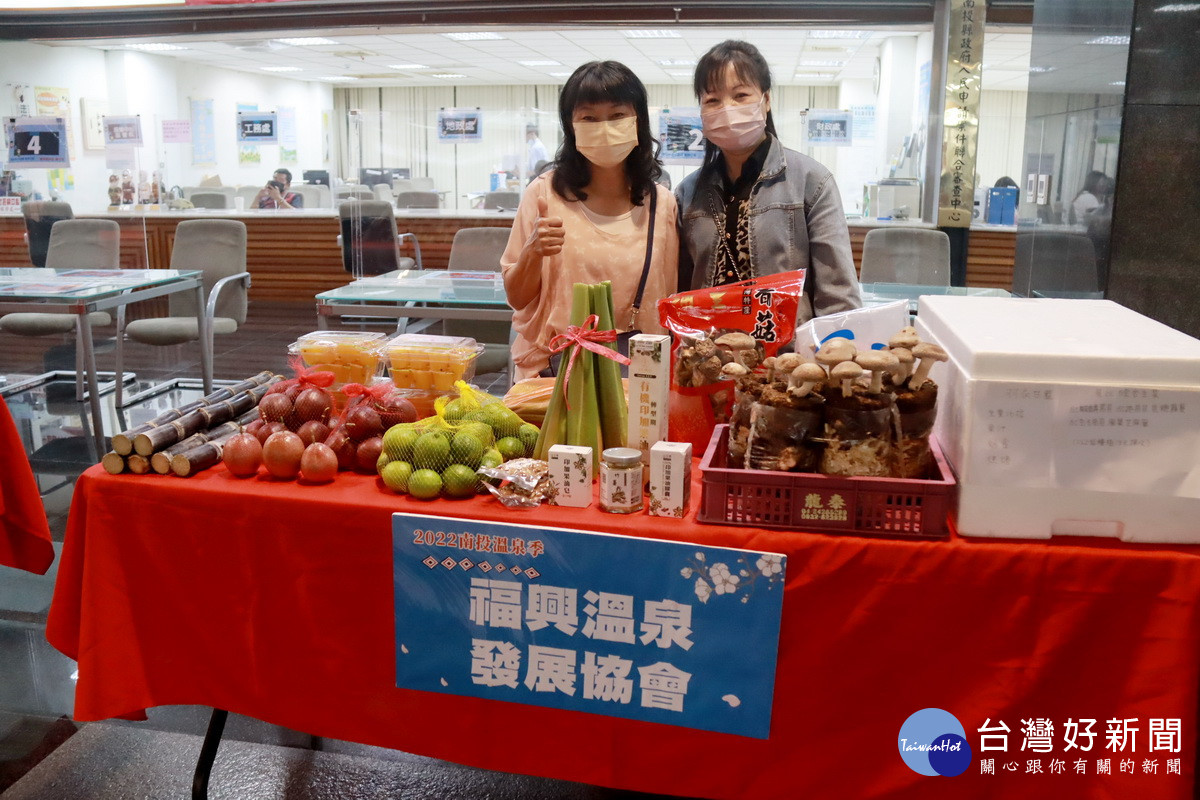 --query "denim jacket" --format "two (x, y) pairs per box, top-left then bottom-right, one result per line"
(675, 135), (861, 325)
